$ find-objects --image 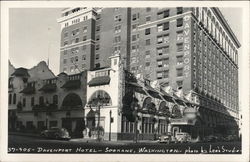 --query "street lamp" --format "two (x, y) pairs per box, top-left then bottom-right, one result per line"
(96, 95), (103, 142)
(109, 110), (113, 141)
(132, 102), (139, 143)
